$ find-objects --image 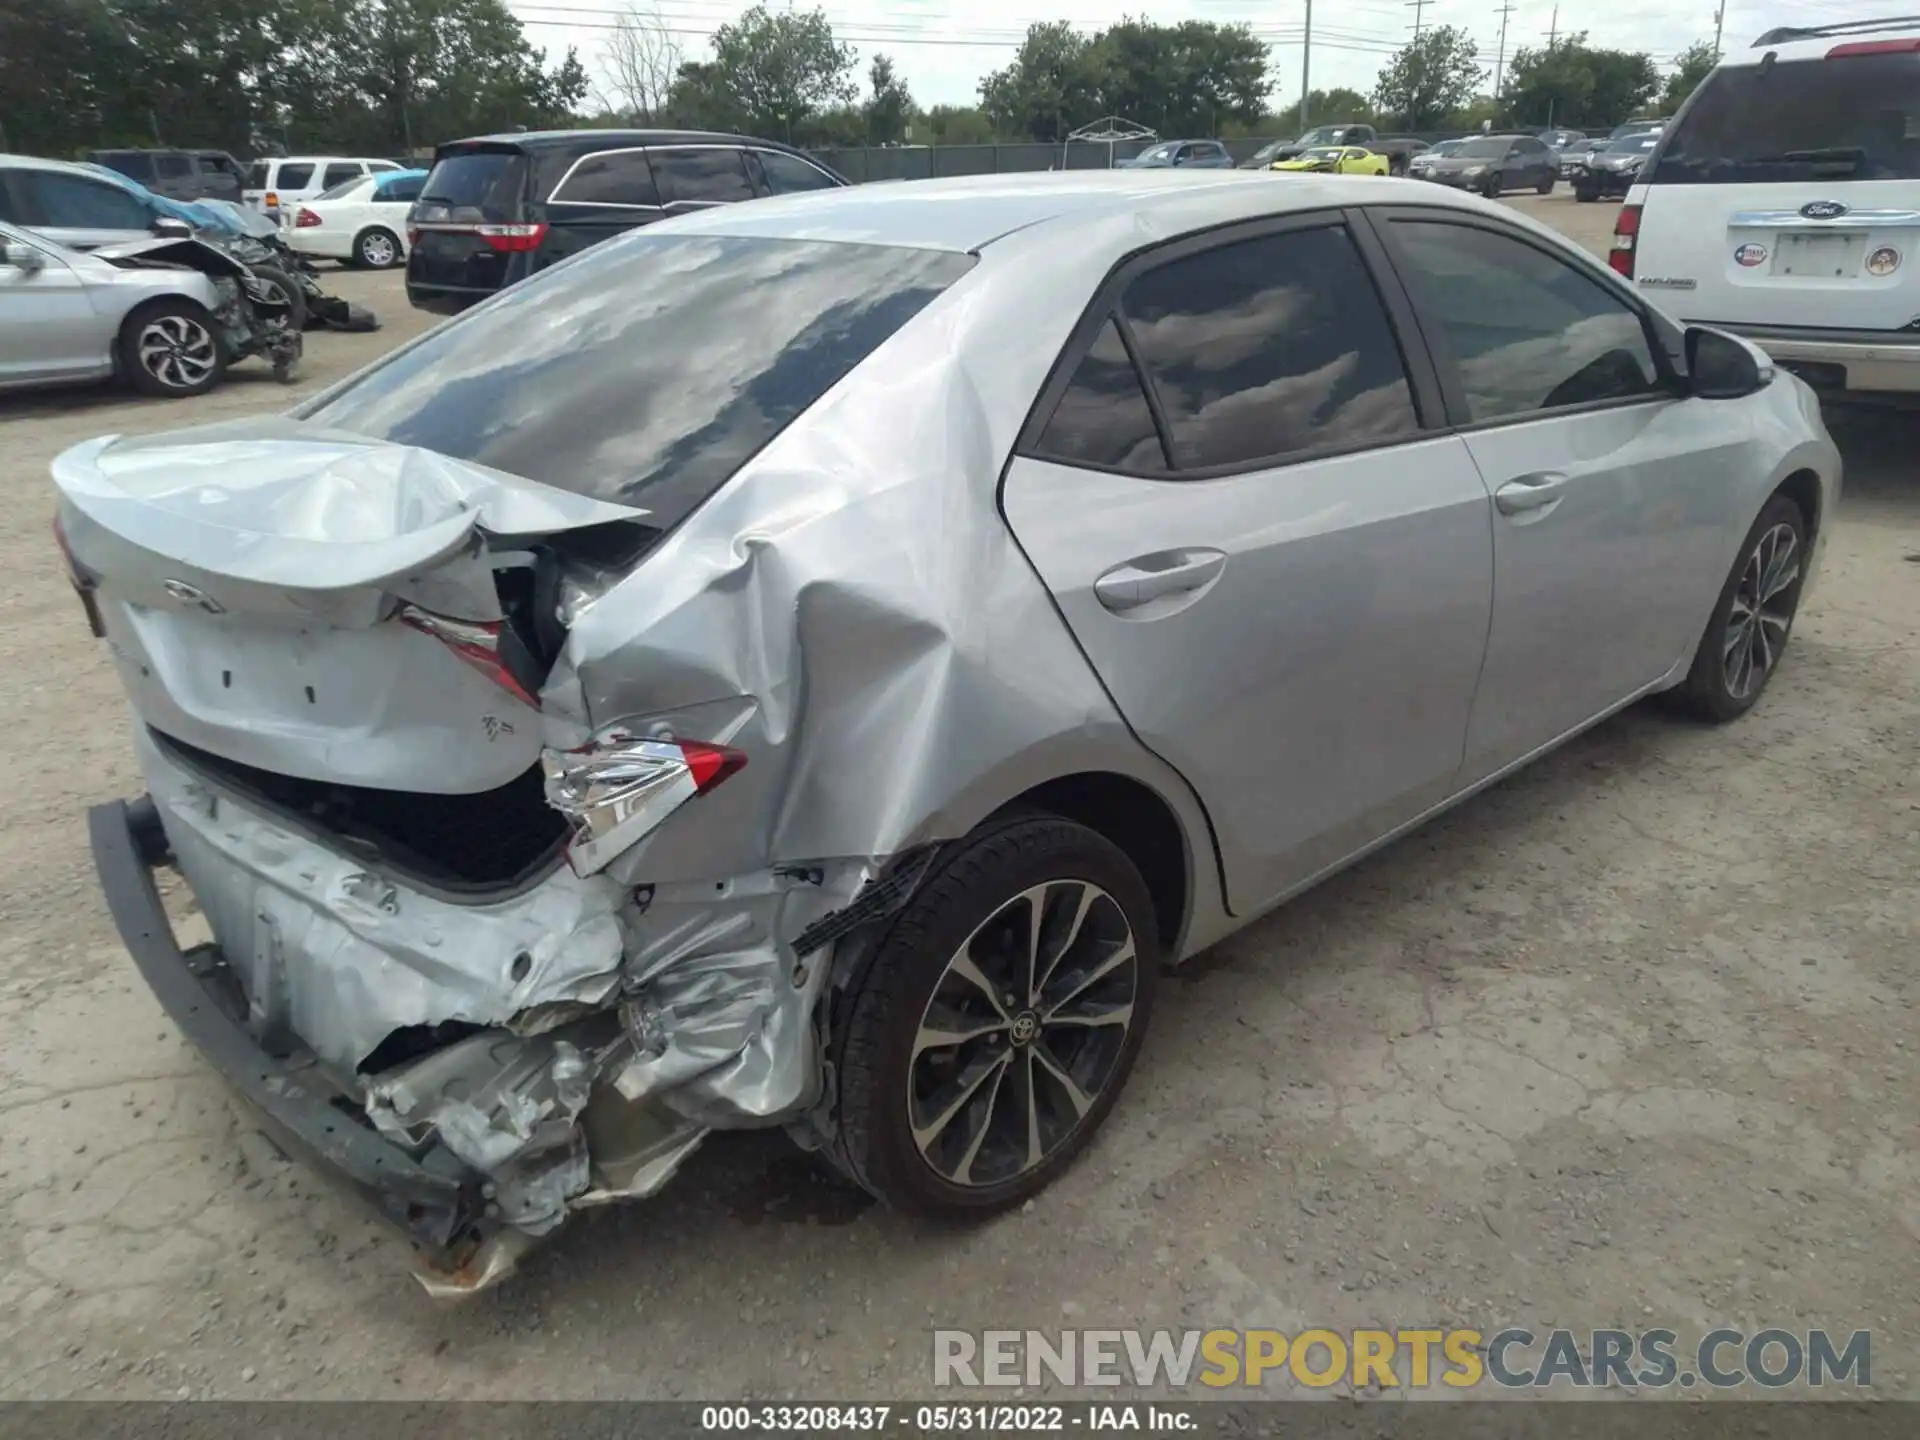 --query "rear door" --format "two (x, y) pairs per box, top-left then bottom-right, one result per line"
(750, 148), (842, 195)
(543, 145), (662, 261)
(19, 169), (152, 250)
(650, 146), (756, 216)
(1633, 45), (1920, 331)
(150, 151), (196, 200)
(1001, 212), (1495, 912)
(1374, 209), (1741, 779)
(408, 145), (531, 295)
